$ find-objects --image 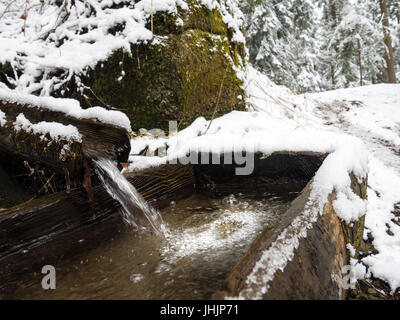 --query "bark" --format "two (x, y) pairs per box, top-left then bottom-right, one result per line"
(357, 39), (363, 86)
(379, 0), (397, 83)
(213, 174), (367, 300)
(328, 0), (339, 88)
